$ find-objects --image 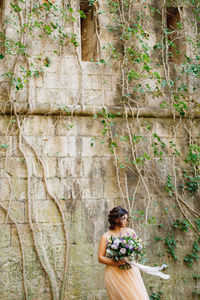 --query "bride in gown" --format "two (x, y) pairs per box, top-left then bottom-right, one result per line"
(98, 206), (149, 300)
